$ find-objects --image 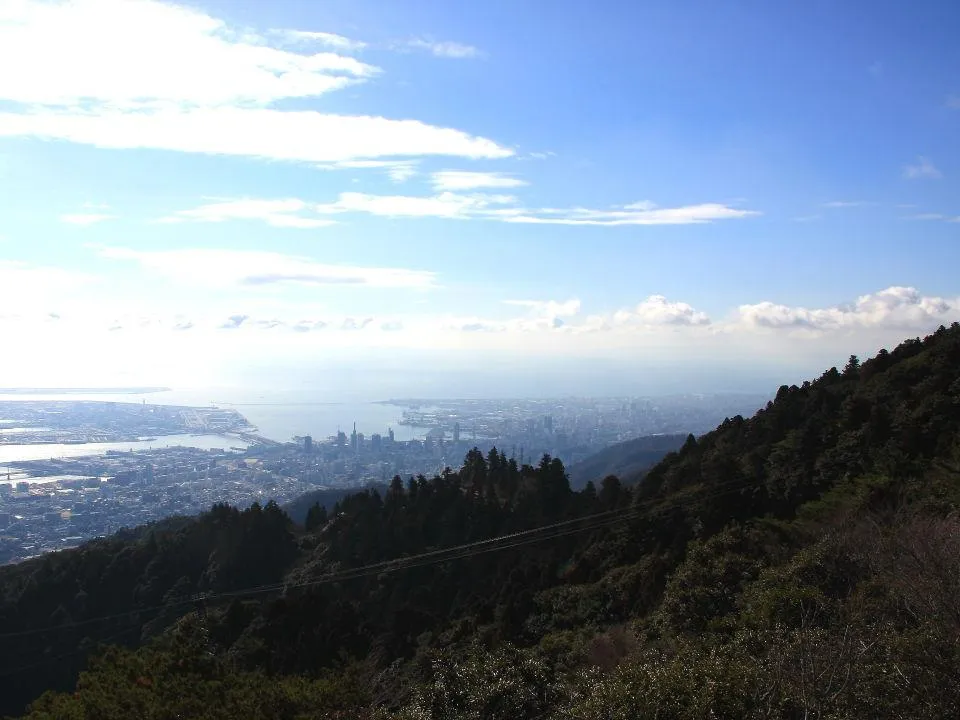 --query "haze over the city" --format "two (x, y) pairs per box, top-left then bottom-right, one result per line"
(1, 0), (959, 395)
